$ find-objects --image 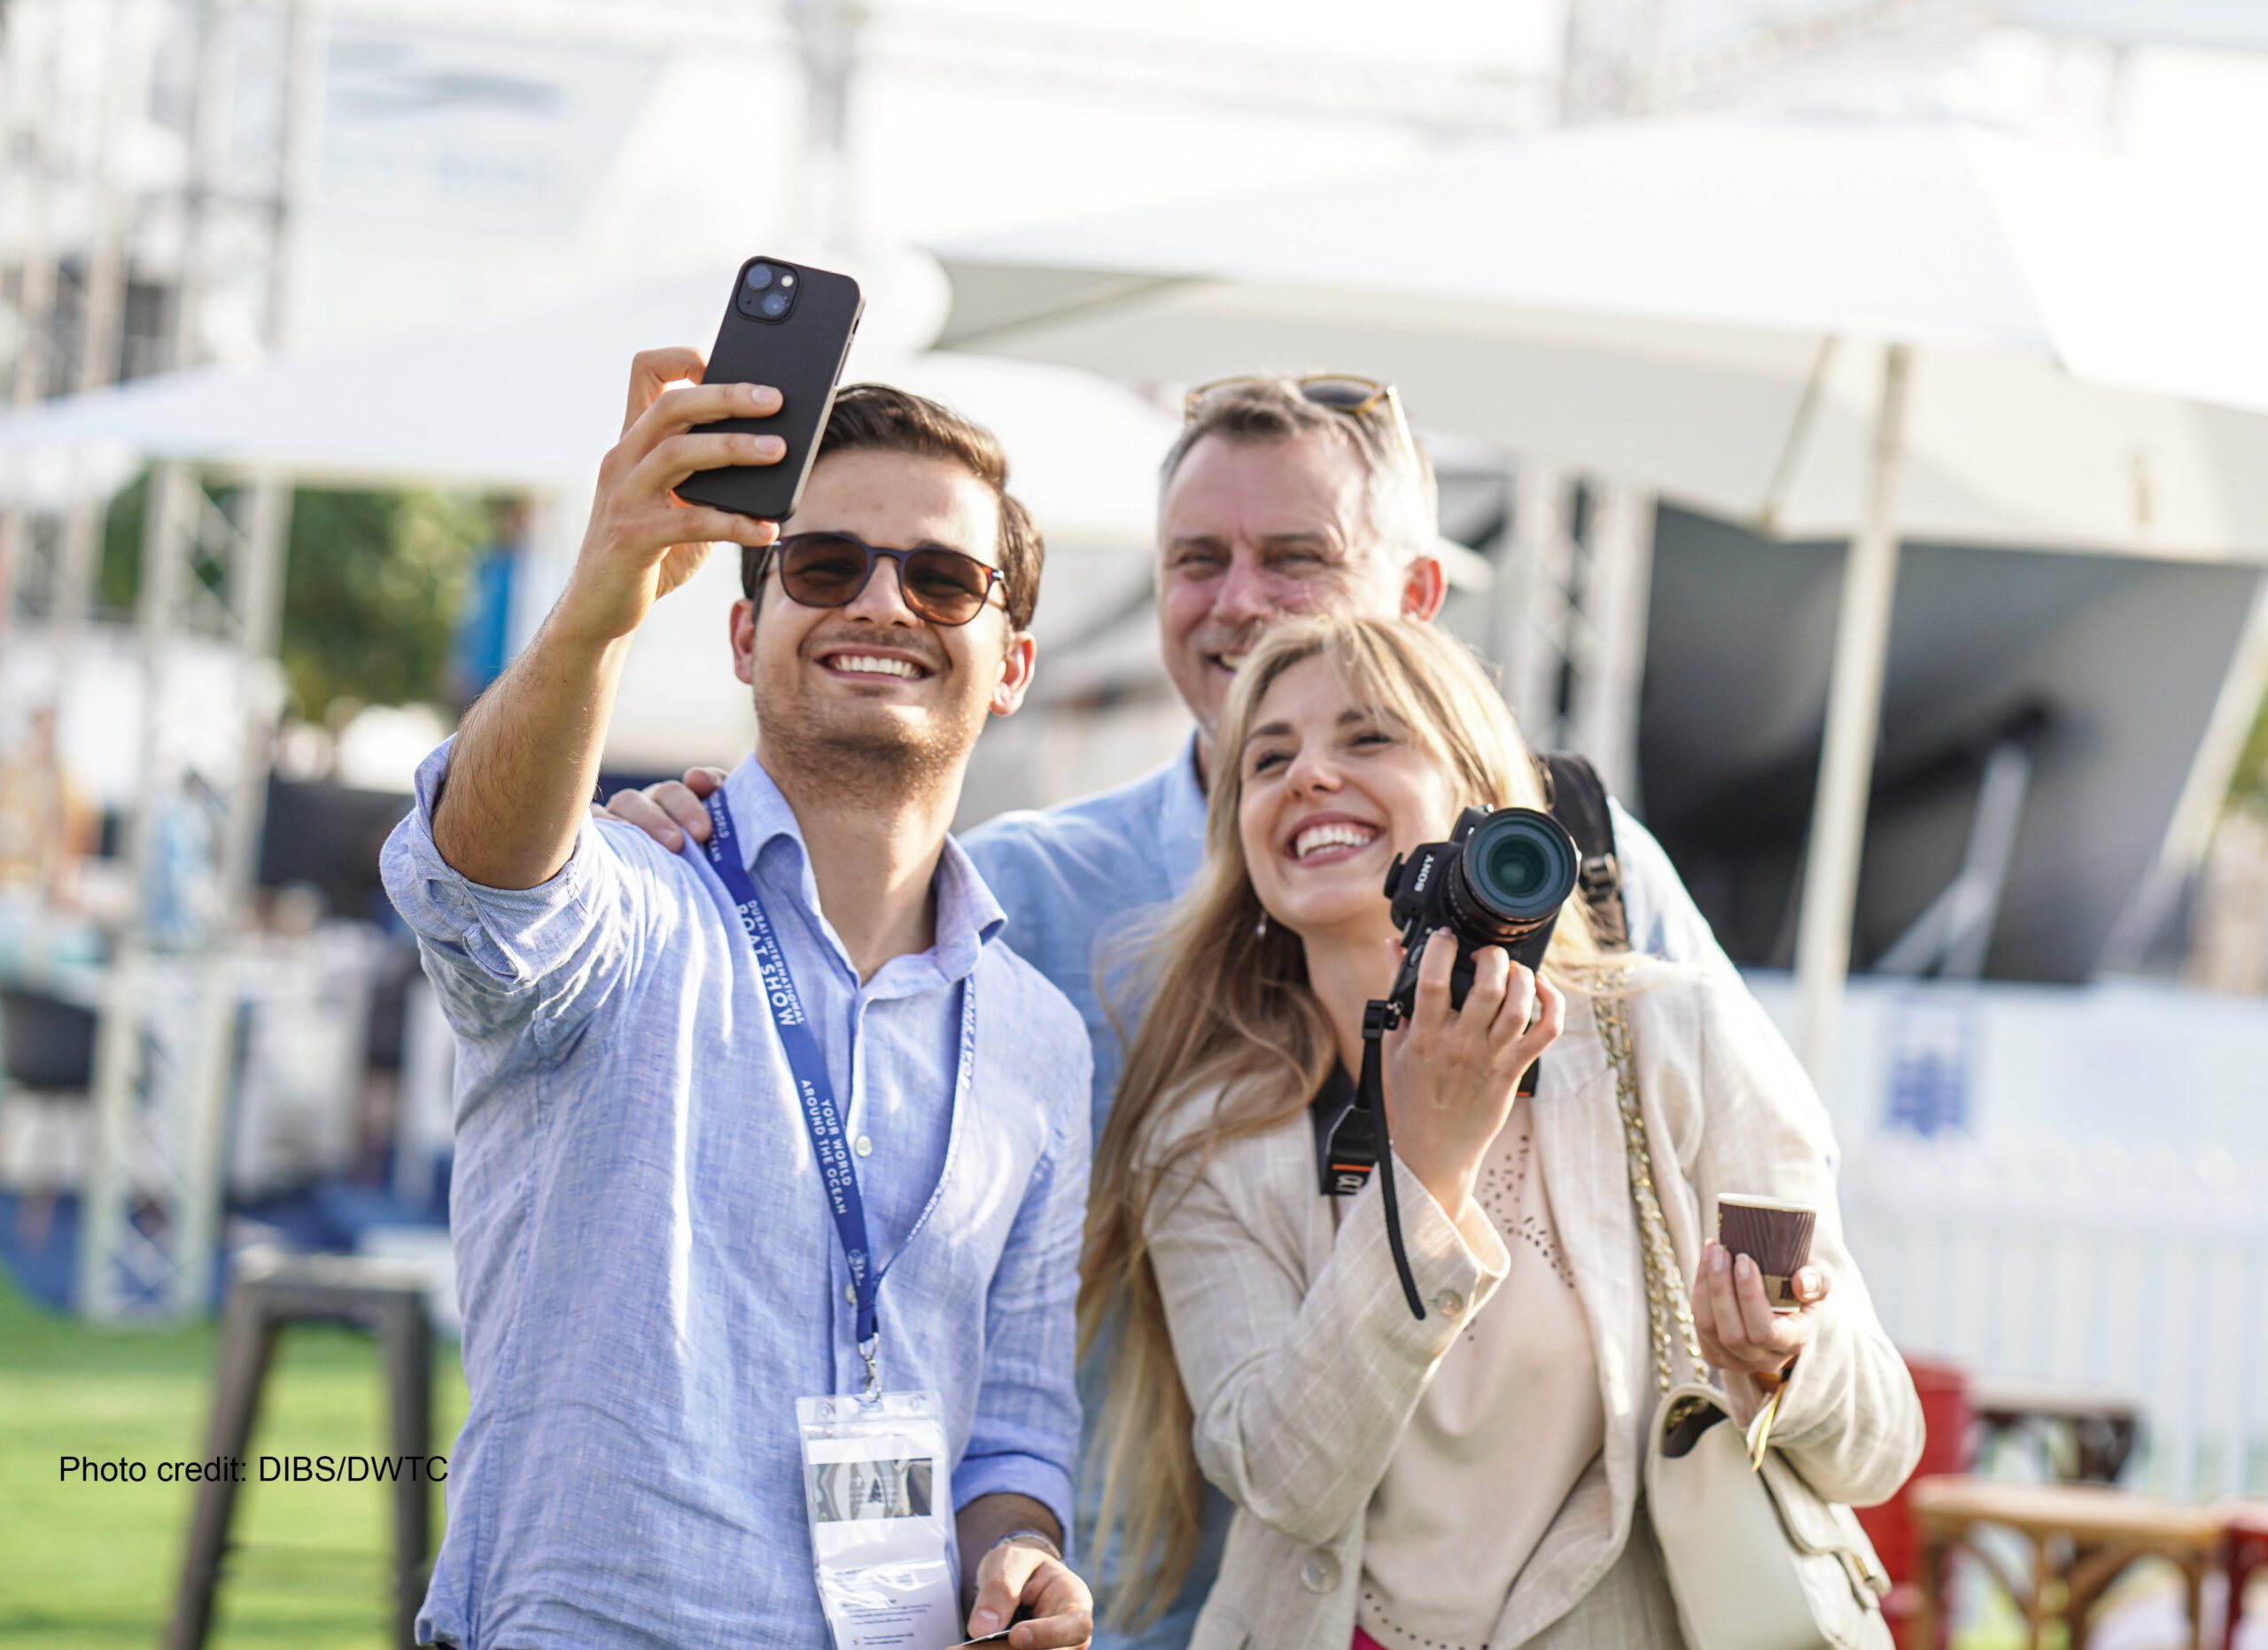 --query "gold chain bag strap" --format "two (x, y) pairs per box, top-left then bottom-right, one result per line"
(1593, 985), (1891, 1650)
